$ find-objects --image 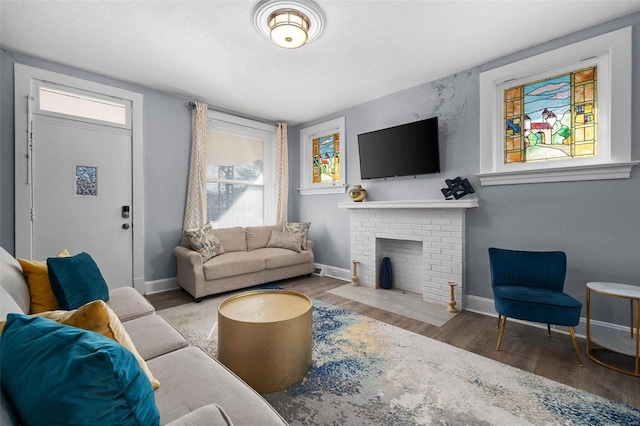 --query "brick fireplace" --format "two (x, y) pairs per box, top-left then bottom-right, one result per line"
(338, 199), (478, 308)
